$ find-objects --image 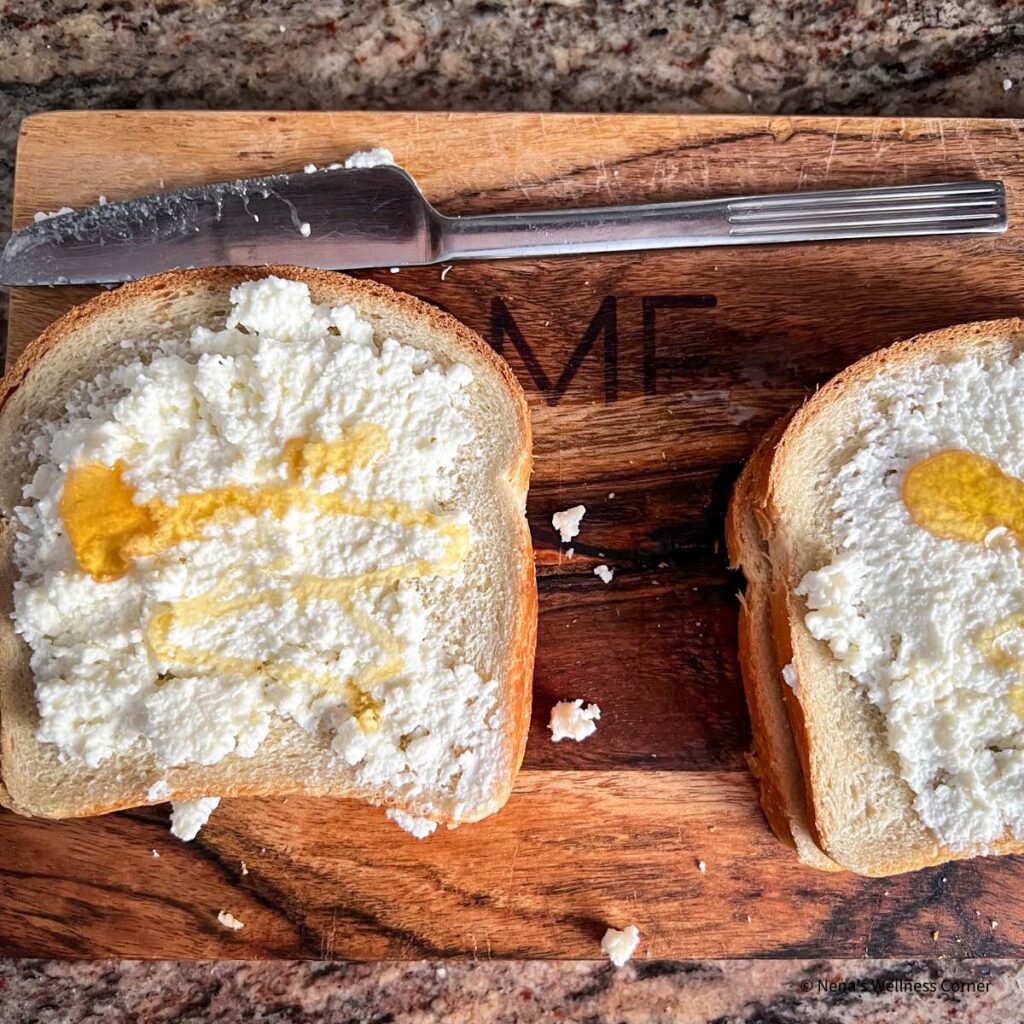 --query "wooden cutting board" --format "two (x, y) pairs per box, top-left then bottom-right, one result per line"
(5, 111), (1024, 961)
